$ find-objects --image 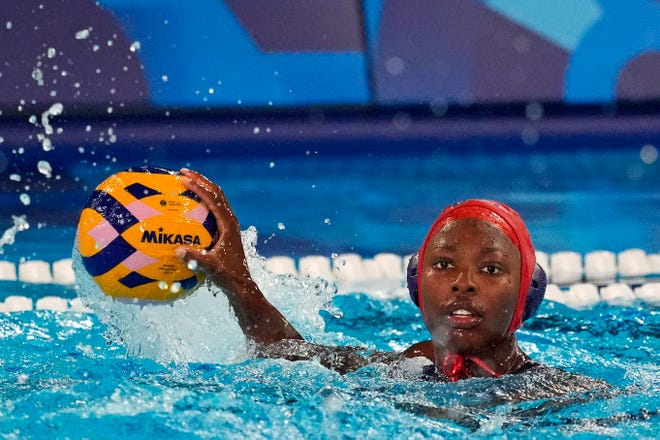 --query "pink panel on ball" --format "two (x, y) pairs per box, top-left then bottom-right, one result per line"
(183, 204), (210, 224)
(88, 220), (119, 248)
(122, 250), (159, 271)
(125, 200), (162, 221)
